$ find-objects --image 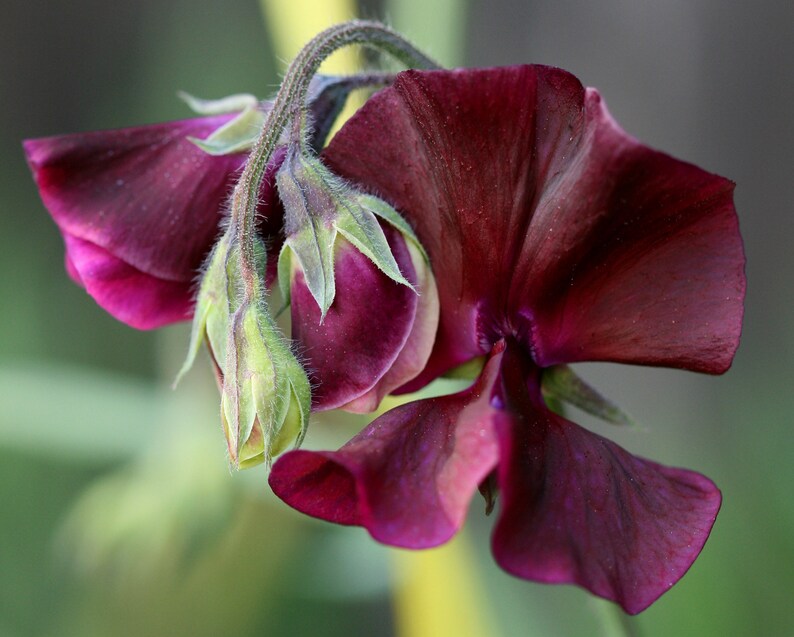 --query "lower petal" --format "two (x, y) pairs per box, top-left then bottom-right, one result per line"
(63, 233), (193, 329)
(491, 379), (721, 614)
(269, 352), (504, 547)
